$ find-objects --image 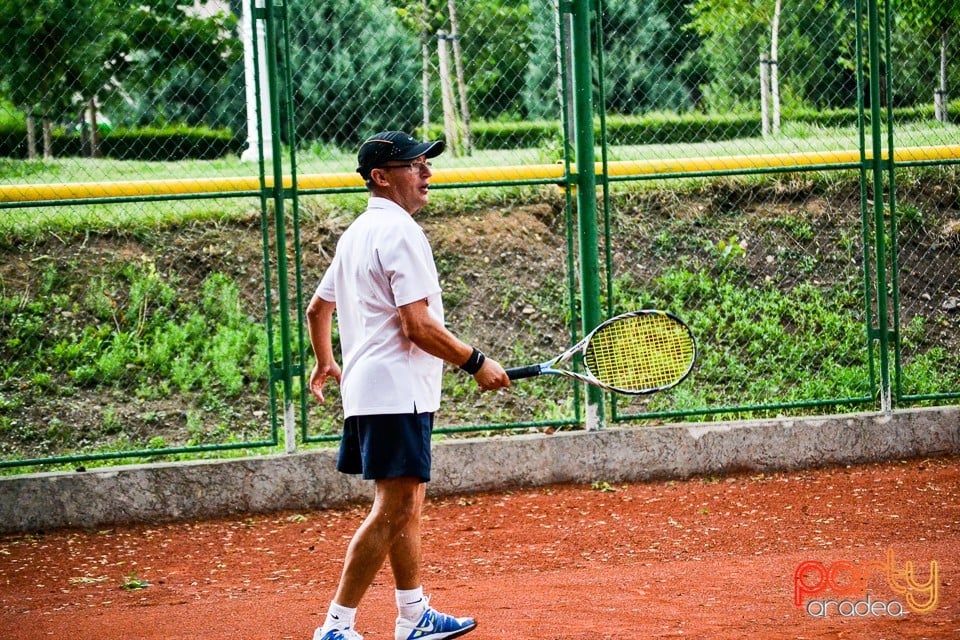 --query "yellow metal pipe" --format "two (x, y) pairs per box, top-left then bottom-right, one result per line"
(1, 176), (264, 202)
(602, 145), (960, 177)
(2, 145), (959, 204)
